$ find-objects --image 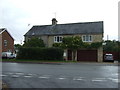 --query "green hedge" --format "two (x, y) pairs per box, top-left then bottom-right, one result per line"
(16, 47), (64, 60)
